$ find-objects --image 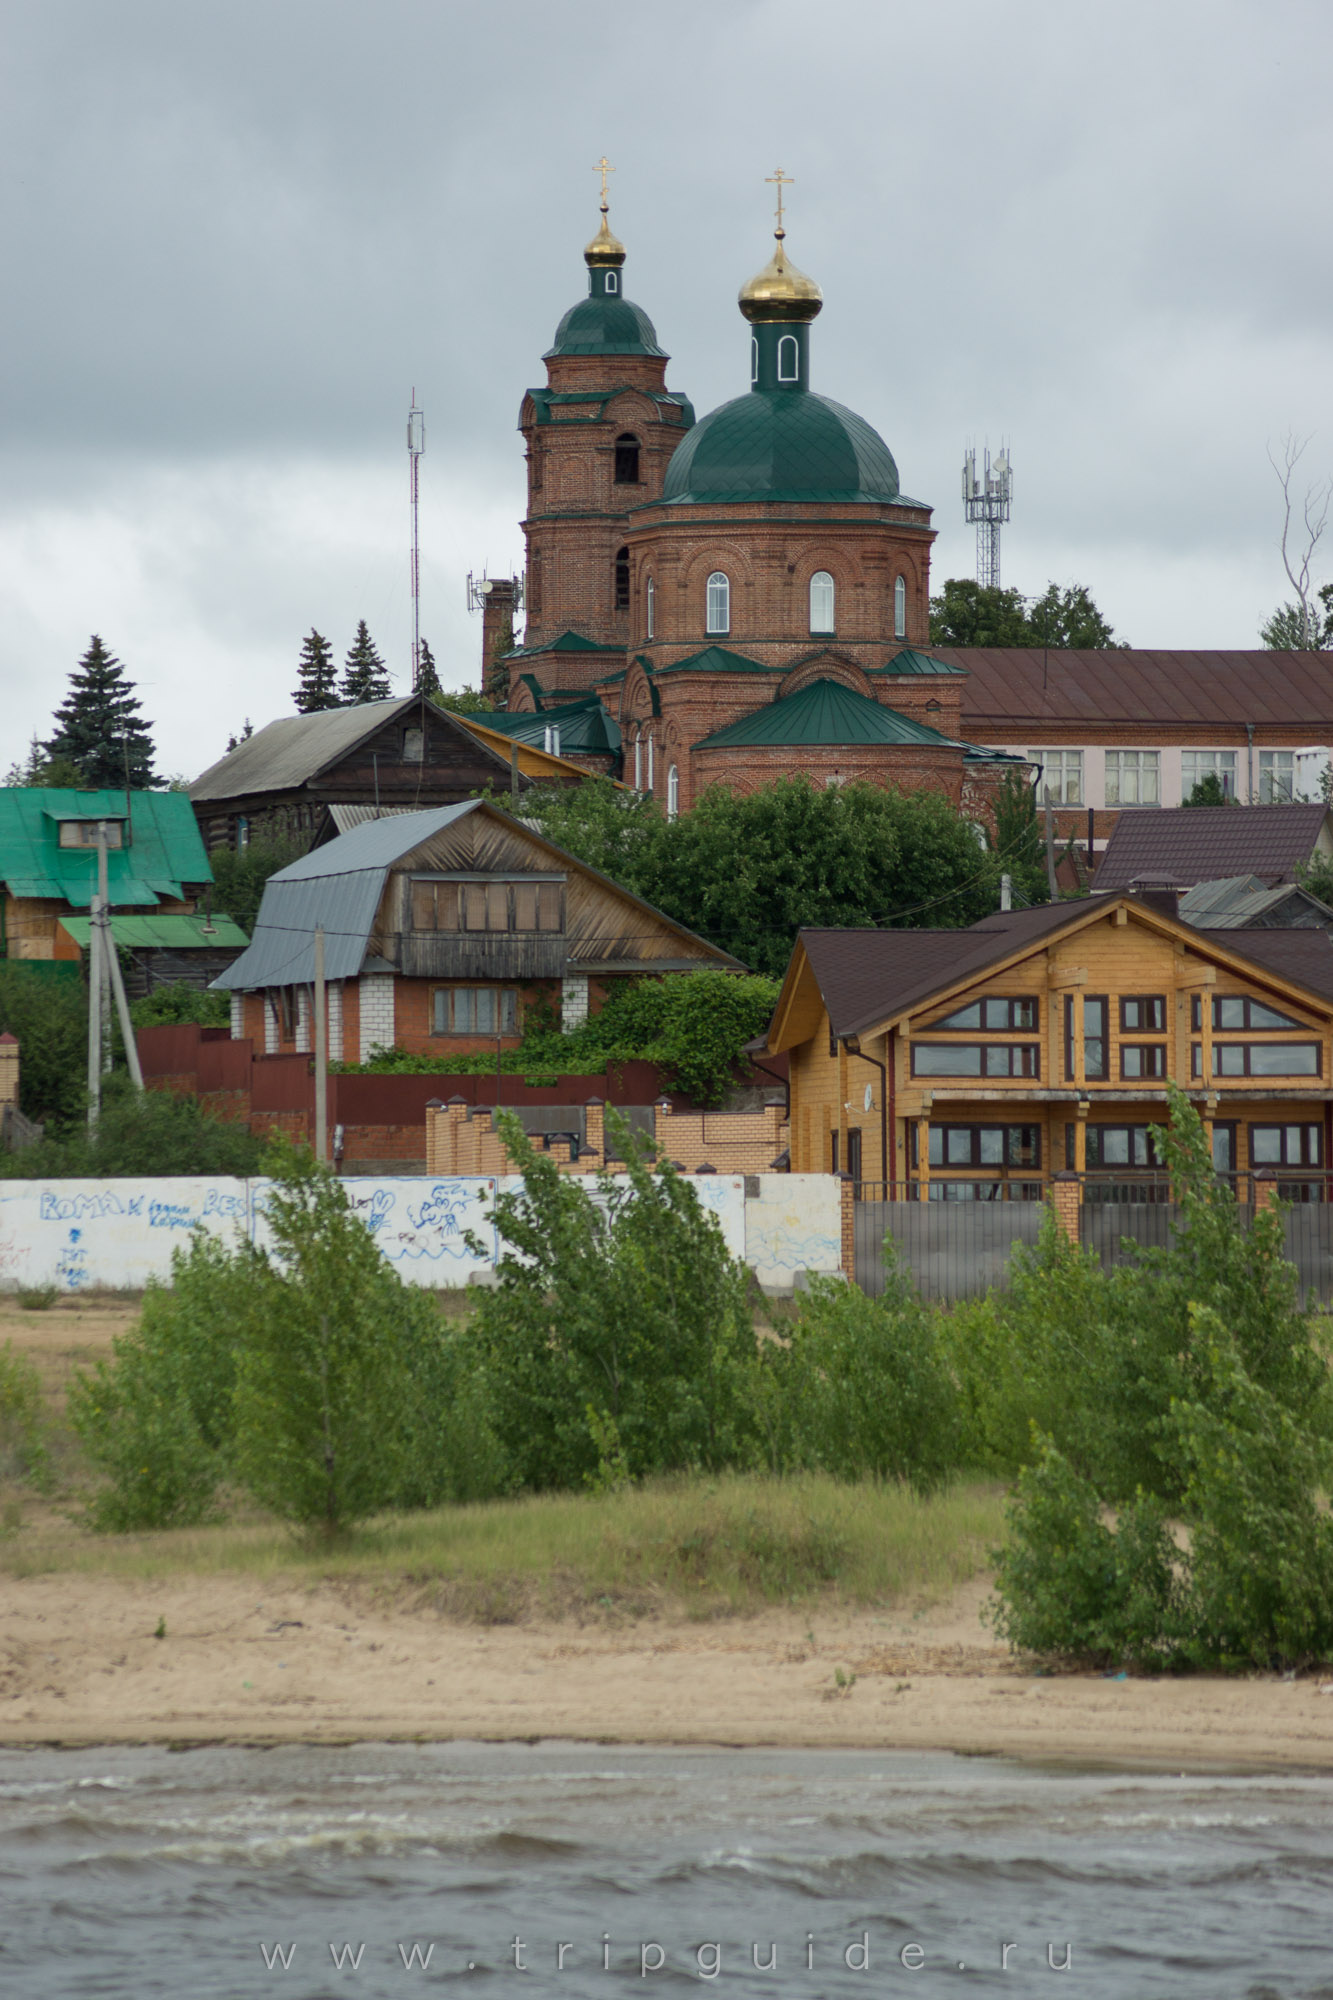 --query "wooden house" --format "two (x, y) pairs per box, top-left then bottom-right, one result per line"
(212, 798), (742, 1062)
(188, 694), (550, 853)
(766, 891), (1333, 1200)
